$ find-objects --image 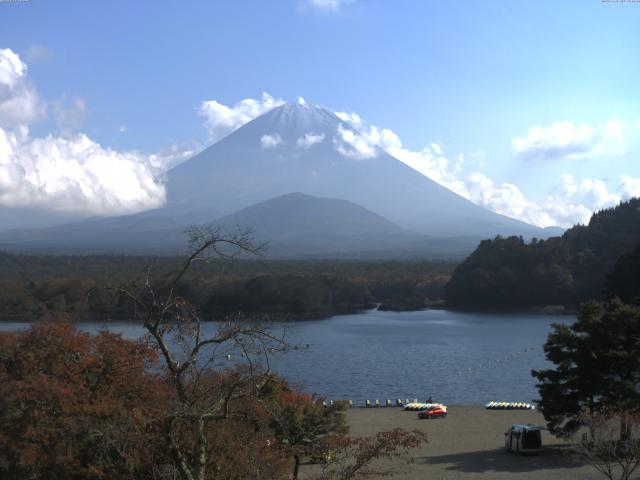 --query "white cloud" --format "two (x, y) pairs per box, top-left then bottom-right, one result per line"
(458, 172), (640, 228)
(619, 174), (640, 199)
(332, 114), (467, 193)
(304, 0), (353, 13)
(0, 129), (166, 215)
(0, 48), (46, 128)
(462, 172), (546, 224)
(260, 133), (283, 149)
(297, 132), (325, 148)
(119, 125), (127, 133)
(0, 48), (198, 216)
(512, 120), (625, 161)
(331, 109), (640, 228)
(149, 140), (200, 171)
(333, 123), (378, 159)
(199, 92), (284, 142)
(335, 111), (362, 126)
